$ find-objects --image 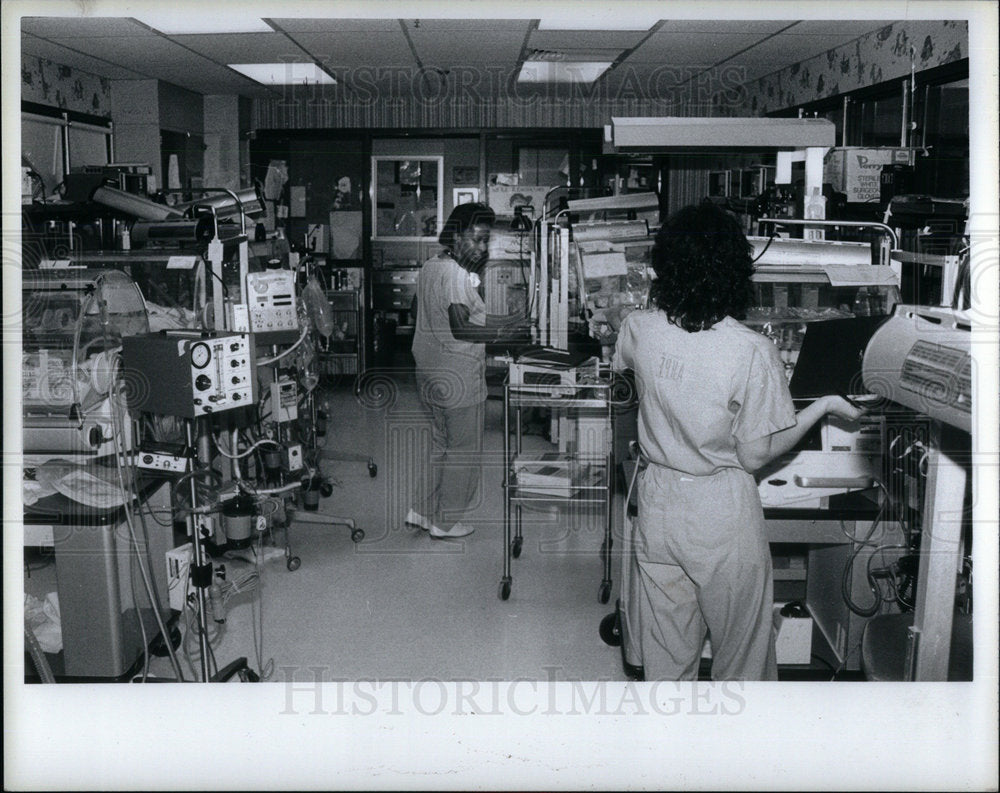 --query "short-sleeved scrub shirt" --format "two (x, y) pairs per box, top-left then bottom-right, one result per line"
(411, 253), (488, 409)
(614, 310), (795, 476)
